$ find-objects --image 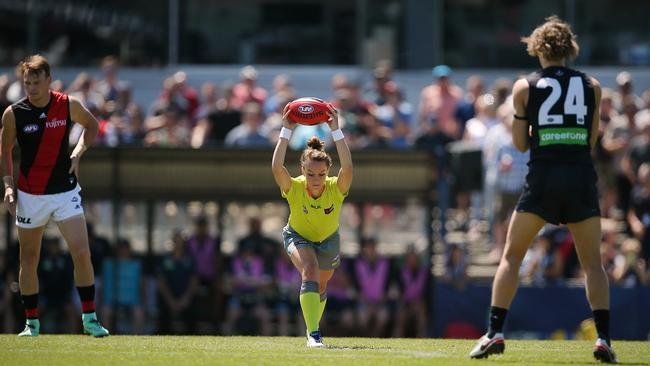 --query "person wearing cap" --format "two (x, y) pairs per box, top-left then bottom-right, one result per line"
(231, 65), (268, 110)
(417, 64), (463, 139)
